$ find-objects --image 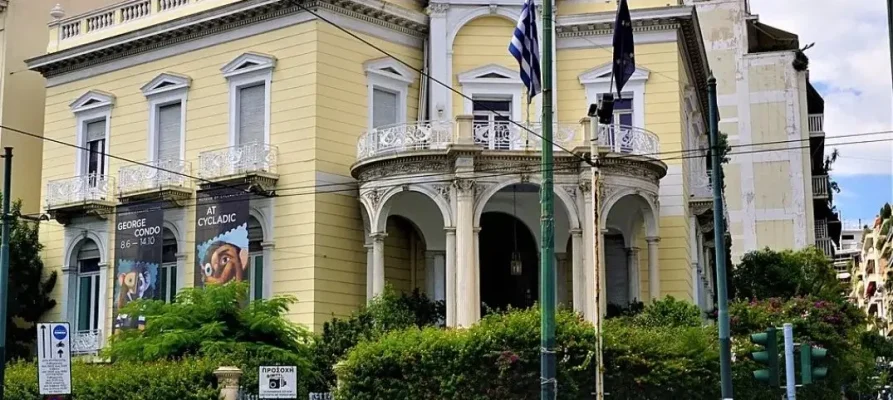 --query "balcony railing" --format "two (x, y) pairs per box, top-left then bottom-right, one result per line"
(357, 120), (453, 160)
(597, 124), (660, 156)
(808, 114), (824, 136)
(813, 175), (829, 199)
(45, 174), (115, 209)
(55, 0), (196, 42)
(118, 158), (192, 195)
(816, 237), (834, 258)
(198, 142), (278, 180)
(72, 329), (102, 355)
(472, 121), (580, 151)
(815, 219), (828, 238)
